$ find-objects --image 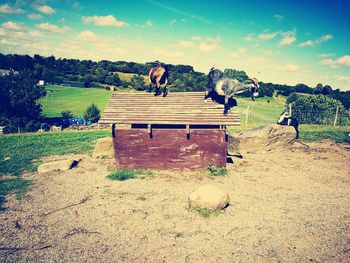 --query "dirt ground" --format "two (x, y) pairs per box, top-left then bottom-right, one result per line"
(1, 140), (350, 262)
